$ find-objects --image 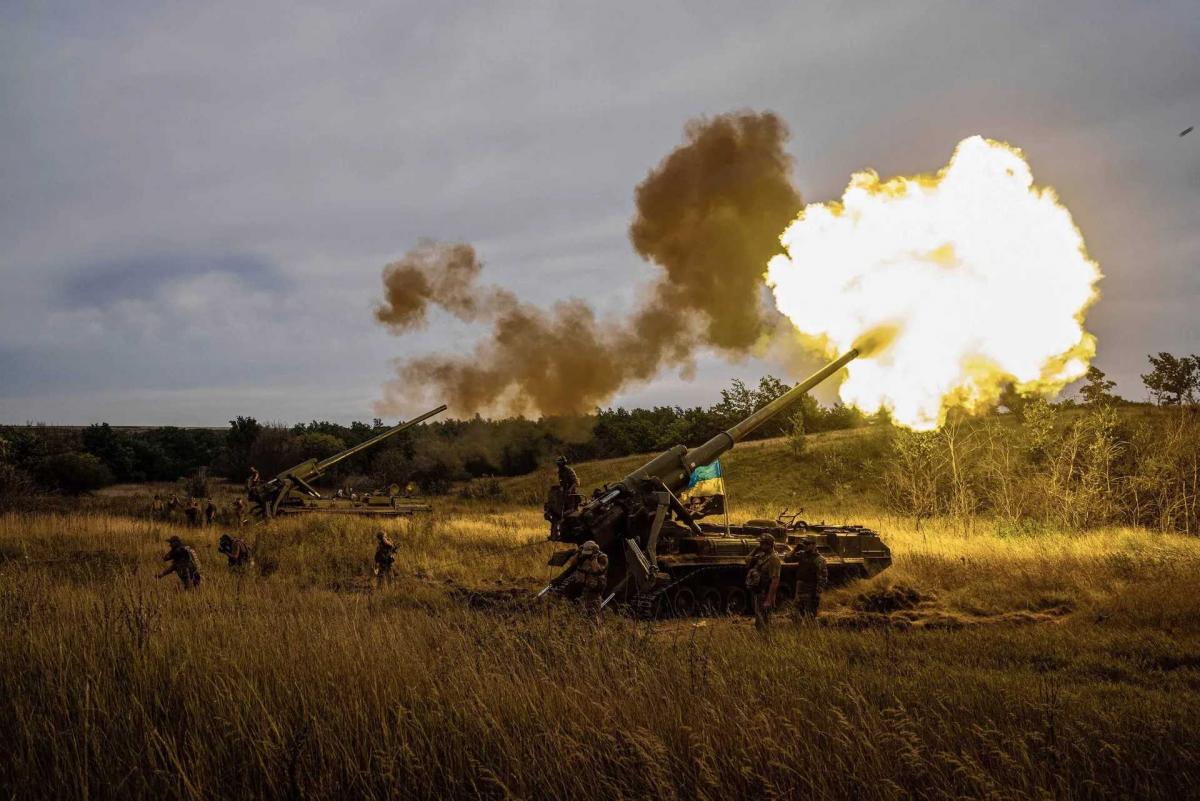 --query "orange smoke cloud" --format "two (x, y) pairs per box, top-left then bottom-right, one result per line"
(376, 111), (803, 417)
